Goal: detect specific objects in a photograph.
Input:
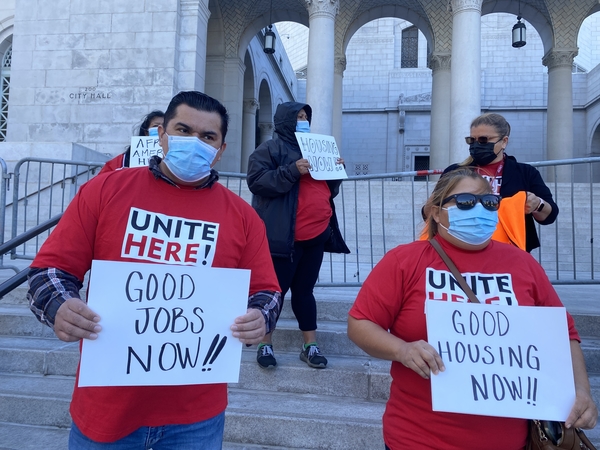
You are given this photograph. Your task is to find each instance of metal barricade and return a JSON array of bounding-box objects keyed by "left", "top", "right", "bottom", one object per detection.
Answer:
[
  {"left": 222, "top": 157, "right": 600, "bottom": 286},
  {"left": 0, "top": 157, "right": 20, "bottom": 274},
  {"left": 8, "top": 157, "right": 104, "bottom": 264},
  {"left": 4, "top": 156, "right": 600, "bottom": 285}
]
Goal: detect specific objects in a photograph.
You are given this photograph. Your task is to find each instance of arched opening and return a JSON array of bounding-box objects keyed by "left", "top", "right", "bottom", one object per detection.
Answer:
[
  {"left": 257, "top": 79, "right": 273, "bottom": 145},
  {"left": 0, "top": 39, "right": 11, "bottom": 142},
  {"left": 480, "top": 13, "right": 546, "bottom": 163},
  {"left": 343, "top": 18, "right": 431, "bottom": 175},
  {"left": 275, "top": 21, "right": 309, "bottom": 103}
]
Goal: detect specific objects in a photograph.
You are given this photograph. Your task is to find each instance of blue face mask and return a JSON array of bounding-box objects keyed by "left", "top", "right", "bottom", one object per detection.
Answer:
[
  {"left": 440, "top": 203, "right": 498, "bottom": 246},
  {"left": 148, "top": 127, "right": 159, "bottom": 137},
  {"left": 296, "top": 120, "right": 310, "bottom": 133},
  {"left": 163, "top": 133, "right": 219, "bottom": 183}
]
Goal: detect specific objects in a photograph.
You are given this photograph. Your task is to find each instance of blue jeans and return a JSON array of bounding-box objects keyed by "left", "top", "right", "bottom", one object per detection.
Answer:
[{"left": 69, "top": 412, "right": 225, "bottom": 449}]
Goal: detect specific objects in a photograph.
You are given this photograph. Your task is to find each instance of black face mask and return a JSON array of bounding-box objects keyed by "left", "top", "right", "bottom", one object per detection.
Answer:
[{"left": 469, "top": 142, "right": 498, "bottom": 166}]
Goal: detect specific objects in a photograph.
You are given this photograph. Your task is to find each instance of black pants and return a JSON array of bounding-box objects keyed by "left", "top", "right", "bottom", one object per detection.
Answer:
[{"left": 272, "top": 227, "right": 329, "bottom": 332}]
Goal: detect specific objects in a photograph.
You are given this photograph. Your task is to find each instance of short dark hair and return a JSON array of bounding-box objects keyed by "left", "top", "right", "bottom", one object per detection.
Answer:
[
  {"left": 163, "top": 91, "right": 229, "bottom": 141},
  {"left": 137, "top": 110, "right": 164, "bottom": 136}
]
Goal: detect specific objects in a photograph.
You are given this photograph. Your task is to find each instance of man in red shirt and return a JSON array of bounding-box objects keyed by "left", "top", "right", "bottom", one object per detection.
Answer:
[{"left": 28, "top": 91, "right": 281, "bottom": 449}]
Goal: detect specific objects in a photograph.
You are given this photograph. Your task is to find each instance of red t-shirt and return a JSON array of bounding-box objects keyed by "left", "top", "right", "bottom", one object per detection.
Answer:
[
  {"left": 476, "top": 160, "right": 503, "bottom": 195},
  {"left": 98, "top": 153, "right": 126, "bottom": 175},
  {"left": 32, "top": 167, "right": 280, "bottom": 443},
  {"left": 295, "top": 174, "right": 332, "bottom": 241},
  {"left": 349, "top": 237, "right": 579, "bottom": 450}
]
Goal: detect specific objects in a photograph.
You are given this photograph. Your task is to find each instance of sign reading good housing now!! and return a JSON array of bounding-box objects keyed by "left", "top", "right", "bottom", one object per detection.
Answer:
[
  {"left": 295, "top": 132, "right": 348, "bottom": 181},
  {"left": 426, "top": 300, "right": 575, "bottom": 421},
  {"left": 79, "top": 260, "right": 249, "bottom": 387}
]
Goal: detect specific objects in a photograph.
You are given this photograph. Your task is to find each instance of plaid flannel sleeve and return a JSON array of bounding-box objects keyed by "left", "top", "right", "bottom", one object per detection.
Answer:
[
  {"left": 247, "top": 290, "right": 282, "bottom": 334},
  {"left": 27, "top": 267, "right": 83, "bottom": 329}
]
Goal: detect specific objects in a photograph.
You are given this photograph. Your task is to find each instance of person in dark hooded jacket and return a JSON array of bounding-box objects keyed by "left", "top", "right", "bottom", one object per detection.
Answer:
[{"left": 247, "top": 102, "right": 349, "bottom": 369}]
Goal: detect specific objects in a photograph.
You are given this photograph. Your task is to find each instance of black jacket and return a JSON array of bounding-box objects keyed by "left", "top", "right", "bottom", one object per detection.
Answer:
[
  {"left": 247, "top": 102, "right": 349, "bottom": 258},
  {"left": 444, "top": 155, "right": 559, "bottom": 252}
]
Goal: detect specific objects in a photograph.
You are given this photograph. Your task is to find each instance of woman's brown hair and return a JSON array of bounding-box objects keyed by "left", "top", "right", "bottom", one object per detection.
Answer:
[
  {"left": 422, "top": 168, "right": 492, "bottom": 239},
  {"left": 459, "top": 113, "right": 511, "bottom": 166}
]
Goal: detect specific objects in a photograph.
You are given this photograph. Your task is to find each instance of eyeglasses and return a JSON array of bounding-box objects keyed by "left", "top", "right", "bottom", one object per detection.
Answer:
[
  {"left": 441, "top": 193, "right": 501, "bottom": 211},
  {"left": 464, "top": 136, "right": 503, "bottom": 145}
]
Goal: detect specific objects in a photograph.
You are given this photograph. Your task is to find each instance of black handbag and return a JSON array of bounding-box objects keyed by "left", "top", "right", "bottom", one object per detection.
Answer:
[{"left": 429, "top": 239, "right": 597, "bottom": 450}]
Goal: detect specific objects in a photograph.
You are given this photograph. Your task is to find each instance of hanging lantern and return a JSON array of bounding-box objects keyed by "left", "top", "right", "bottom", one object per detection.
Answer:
[
  {"left": 264, "top": 25, "right": 276, "bottom": 54},
  {"left": 263, "top": 0, "right": 275, "bottom": 55},
  {"left": 512, "top": 16, "right": 526, "bottom": 48}
]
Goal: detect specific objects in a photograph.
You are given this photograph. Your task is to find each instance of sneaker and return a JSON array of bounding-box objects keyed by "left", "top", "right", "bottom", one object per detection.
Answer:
[
  {"left": 300, "top": 343, "right": 327, "bottom": 368},
  {"left": 256, "top": 343, "right": 277, "bottom": 368}
]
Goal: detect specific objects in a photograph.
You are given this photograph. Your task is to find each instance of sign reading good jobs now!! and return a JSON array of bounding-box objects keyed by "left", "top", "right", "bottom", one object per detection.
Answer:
[
  {"left": 79, "top": 260, "right": 249, "bottom": 387},
  {"left": 295, "top": 132, "right": 348, "bottom": 181},
  {"left": 426, "top": 300, "right": 575, "bottom": 421}
]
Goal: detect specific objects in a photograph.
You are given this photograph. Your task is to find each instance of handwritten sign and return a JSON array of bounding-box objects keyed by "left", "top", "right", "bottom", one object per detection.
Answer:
[
  {"left": 79, "top": 260, "right": 250, "bottom": 387},
  {"left": 130, "top": 136, "right": 163, "bottom": 167},
  {"left": 295, "top": 132, "right": 348, "bottom": 180},
  {"left": 426, "top": 300, "right": 575, "bottom": 421}
]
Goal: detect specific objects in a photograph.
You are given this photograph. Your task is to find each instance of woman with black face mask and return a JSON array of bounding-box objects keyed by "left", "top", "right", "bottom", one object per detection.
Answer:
[{"left": 442, "top": 113, "right": 558, "bottom": 253}]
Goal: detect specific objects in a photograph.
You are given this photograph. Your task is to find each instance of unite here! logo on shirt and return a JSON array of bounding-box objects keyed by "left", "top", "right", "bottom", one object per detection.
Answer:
[
  {"left": 121, "top": 207, "right": 219, "bottom": 266},
  {"left": 426, "top": 268, "right": 518, "bottom": 305}
]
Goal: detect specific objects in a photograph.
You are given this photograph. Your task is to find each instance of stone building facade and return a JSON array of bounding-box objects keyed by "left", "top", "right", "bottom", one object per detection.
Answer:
[{"left": 1, "top": 0, "right": 600, "bottom": 178}]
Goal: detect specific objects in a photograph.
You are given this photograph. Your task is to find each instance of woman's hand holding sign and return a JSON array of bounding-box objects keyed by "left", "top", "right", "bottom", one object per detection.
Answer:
[
  {"left": 295, "top": 158, "right": 311, "bottom": 175},
  {"left": 397, "top": 340, "right": 446, "bottom": 380},
  {"left": 230, "top": 308, "right": 266, "bottom": 344},
  {"left": 55, "top": 298, "right": 102, "bottom": 342},
  {"left": 566, "top": 341, "right": 598, "bottom": 429}
]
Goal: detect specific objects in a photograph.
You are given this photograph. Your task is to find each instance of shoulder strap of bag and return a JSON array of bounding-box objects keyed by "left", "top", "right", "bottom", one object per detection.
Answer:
[{"left": 429, "top": 239, "right": 480, "bottom": 304}]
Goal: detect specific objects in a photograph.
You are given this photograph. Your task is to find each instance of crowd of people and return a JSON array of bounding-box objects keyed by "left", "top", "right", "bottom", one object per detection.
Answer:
[{"left": 26, "top": 91, "right": 597, "bottom": 449}]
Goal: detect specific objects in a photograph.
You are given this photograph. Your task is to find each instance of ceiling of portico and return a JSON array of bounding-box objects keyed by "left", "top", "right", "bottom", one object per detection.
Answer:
[{"left": 210, "top": 0, "right": 600, "bottom": 60}]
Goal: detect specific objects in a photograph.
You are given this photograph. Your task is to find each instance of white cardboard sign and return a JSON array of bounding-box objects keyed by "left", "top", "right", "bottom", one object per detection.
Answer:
[
  {"left": 79, "top": 260, "right": 249, "bottom": 387},
  {"left": 130, "top": 136, "right": 163, "bottom": 167},
  {"left": 426, "top": 300, "right": 575, "bottom": 421},
  {"left": 295, "top": 132, "right": 348, "bottom": 180}
]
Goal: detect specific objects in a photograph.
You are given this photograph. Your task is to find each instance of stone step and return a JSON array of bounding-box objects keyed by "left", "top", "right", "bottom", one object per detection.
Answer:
[
  {"left": 0, "top": 303, "right": 366, "bottom": 357},
  {"left": 0, "top": 335, "right": 391, "bottom": 402},
  {"left": 224, "top": 388, "right": 384, "bottom": 449},
  {"left": 5, "top": 285, "right": 600, "bottom": 336},
  {"left": 0, "top": 422, "right": 71, "bottom": 450},
  {"left": 0, "top": 372, "right": 385, "bottom": 449},
  {"left": 0, "top": 326, "right": 600, "bottom": 384},
  {"left": 0, "top": 421, "right": 310, "bottom": 450}
]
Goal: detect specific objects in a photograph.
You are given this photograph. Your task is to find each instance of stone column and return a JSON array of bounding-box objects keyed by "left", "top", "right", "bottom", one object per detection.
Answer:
[
  {"left": 178, "top": 0, "right": 211, "bottom": 91},
  {"left": 543, "top": 48, "right": 577, "bottom": 181},
  {"left": 218, "top": 57, "right": 246, "bottom": 172},
  {"left": 240, "top": 98, "right": 259, "bottom": 173},
  {"left": 450, "top": 0, "right": 482, "bottom": 165},
  {"left": 333, "top": 56, "right": 346, "bottom": 152},
  {"left": 304, "top": 0, "right": 339, "bottom": 135},
  {"left": 258, "top": 122, "right": 274, "bottom": 144},
  {"left": 429, "top": 53, "right": 452, "bottom": 172}
]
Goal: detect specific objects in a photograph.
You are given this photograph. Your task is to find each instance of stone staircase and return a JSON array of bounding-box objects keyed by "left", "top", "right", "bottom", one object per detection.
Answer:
[{"left": 1, "top": 285, "right": 600, "bottom": 449}]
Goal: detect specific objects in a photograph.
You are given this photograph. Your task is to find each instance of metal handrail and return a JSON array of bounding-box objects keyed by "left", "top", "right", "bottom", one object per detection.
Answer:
[{"left": 0, "top": 214, "right": 63, "bottom": 299}]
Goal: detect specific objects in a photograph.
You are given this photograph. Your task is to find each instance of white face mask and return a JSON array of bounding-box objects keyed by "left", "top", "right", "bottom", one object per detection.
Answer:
[{"left": 163, "top": 133, "right": 219, "bottom": 183}]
